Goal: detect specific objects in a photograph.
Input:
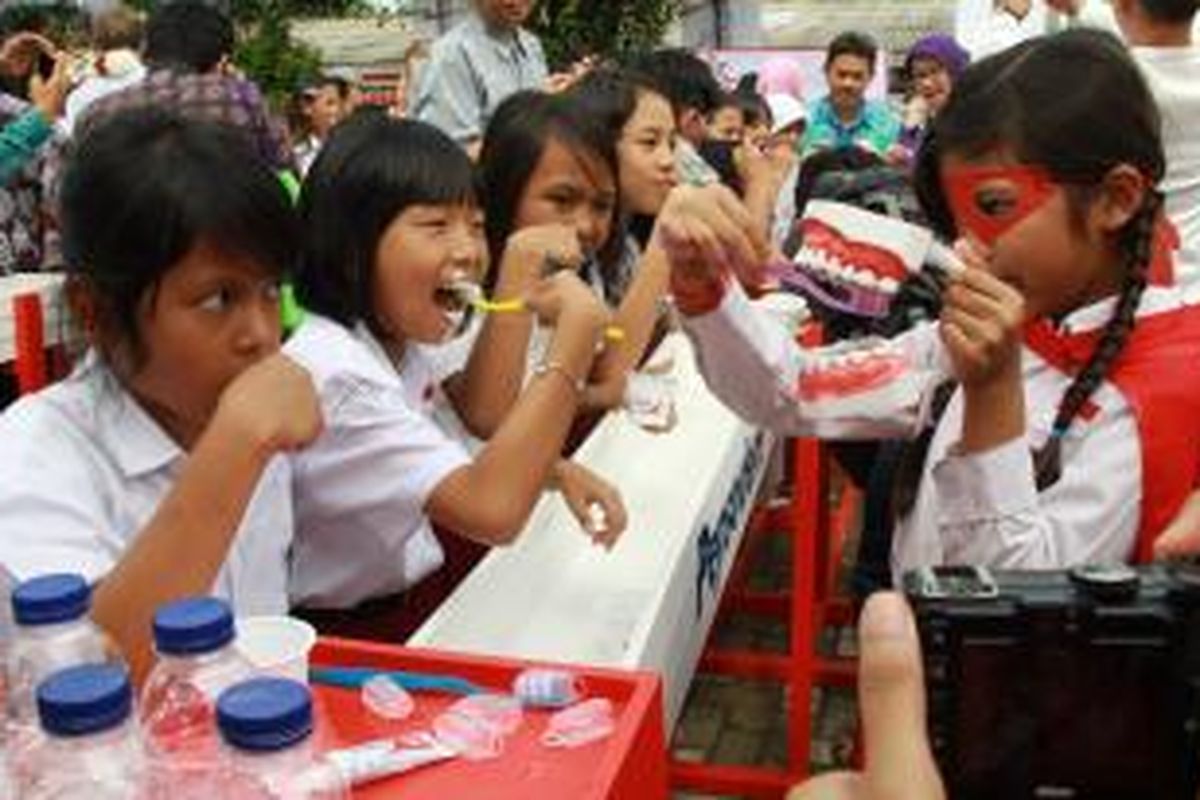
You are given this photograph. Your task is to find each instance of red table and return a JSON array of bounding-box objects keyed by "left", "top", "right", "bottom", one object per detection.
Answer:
[{"left": 311, "top": 638, "right": 668, "bottom": 799}]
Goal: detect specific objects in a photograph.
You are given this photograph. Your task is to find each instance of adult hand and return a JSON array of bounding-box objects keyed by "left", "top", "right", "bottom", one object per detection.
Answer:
[
  {"left": 29, "top": 51, "right": 73, "bottom": 122},
  {"left": 787, "top": 592, "right": 946, "bottom": 800},
  {"left": 0, "top": 32, "right": 56, "bottom": 77}
]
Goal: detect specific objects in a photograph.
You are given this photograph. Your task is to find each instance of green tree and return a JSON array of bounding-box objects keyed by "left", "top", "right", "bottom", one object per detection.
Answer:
[{"left": 530, "top": 0, "right": 683, "bottom": 70}]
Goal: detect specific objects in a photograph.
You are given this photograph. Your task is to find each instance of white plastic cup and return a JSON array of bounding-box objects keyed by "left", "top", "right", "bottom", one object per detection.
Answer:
[{"left": 233, "top": 616, "right": 317, "bottom": 683}]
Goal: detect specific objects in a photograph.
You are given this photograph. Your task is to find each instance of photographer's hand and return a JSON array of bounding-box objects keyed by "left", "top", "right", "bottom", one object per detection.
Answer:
[{"left": 787, "top": 592, "right": 946, "bottom": 800}]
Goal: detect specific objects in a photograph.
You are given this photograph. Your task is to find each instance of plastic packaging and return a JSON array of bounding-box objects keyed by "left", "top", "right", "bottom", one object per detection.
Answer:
[
  {"left": 26, "top": 664, "right": 144, "bottom": 799},
  {"left": 512, "top": 668, "right": 584, "bottom": 708},
  {"left": 432, "top": 694, "right": 523, "bottom": 760},
  {"left": 6, "top": 574, "right": 112, "bottom": 722},
  {"left": 141, "top": 597, "right": 252, "bottom": 761},
  {"left": 541, "top": 698, "right": 616, "bottom": 749},
  {"left": 217, "top": 677, "right": 348, "bottom": 799},
  {"left": 360, "top": 675, "right": 414, "bottom": 721}
]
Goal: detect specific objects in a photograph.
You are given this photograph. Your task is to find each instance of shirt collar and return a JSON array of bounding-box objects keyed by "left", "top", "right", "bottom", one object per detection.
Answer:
[{"left": 81, "top": 352, "right": 184, "bottom": 478}]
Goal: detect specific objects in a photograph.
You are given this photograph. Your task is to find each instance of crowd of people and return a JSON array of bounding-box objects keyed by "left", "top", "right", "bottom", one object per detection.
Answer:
[{"left": 2, "top": 0, "right": 1200, "bottom": 795}]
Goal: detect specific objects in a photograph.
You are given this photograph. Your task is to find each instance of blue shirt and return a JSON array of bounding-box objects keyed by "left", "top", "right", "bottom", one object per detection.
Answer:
[
  {"left": 802, "top": 96, "right": 901, "bottom": 158},
  {"left": 412, "top": 12, "right": 548, "bottom": 145}
]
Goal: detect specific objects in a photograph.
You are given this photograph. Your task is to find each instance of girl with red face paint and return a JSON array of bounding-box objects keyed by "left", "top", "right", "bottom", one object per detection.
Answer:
[{"left": 664, "top": 29, "right": 1200, "bottom": 582}]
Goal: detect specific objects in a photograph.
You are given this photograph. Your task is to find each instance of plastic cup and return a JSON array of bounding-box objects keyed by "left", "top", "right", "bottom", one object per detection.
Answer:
[{"left": 233, "top": 616, "right": 317, "bottom": 683}]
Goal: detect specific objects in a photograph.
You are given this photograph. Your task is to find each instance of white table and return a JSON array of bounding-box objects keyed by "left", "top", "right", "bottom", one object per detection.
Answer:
[
  {"left": 411, "top": 334, "right": 773, "bottom": 729},
  {"left": 0, "top": 273, "right": 65, "bottom": 364}
]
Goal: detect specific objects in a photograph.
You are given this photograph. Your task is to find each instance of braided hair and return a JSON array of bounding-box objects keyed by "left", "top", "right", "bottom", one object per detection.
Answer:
[
  {"left": 1032, "top": 189, "right": 1163, "bottom": 489},
  {"left": 898, "top": 29, "right": 1168, "bottom": 512}
]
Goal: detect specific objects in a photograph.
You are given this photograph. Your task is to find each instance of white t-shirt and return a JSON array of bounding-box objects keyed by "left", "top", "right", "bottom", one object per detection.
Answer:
[
  {"left": 955, "top": 0, "right": 1051, "bottom": 59},
  {"left": 0, "top": 355, "right": 292, "bottom": 615},
  {"left": 283, "top": 315, "right": 471, "bottom": 609},
  {"left": 1132, "top": 46, "right": 1200, "bottom": 289}
]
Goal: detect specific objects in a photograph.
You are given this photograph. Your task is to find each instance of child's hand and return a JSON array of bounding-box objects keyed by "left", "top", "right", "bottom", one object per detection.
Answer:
[
  {"left": 552, "top": 461, "right": 628, "bottom": 550},
  {"left": 215, "top": 354, "right": 323, "bottom": 455},
  {"left": 1154, "top": 490, "right": 1200, "bottom": 560},
  {"left": 654, "top": 184, "right": 768, "bottom": 290},
  {"left": 523, "top": 270, "right": 609, "bottom": 333},
  {"left": 939, "top": 241, "right": 1026, "bottom": 388},
  {"left": 500, "top": 223, "right": 585, "bottom": 285}
]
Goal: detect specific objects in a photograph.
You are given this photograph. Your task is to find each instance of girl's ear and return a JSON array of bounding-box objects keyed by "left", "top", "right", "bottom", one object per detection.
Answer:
[{"left": 1092, "top": 164, "right": 1148, "bottom": 236}]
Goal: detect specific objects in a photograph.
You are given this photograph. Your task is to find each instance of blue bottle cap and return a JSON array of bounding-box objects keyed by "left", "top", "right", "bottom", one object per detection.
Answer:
[
  {"left": 153, "top": 597, "right": 234, "bottom": 656},
  {"left": 36, "top": 664, "right": 132, "bottom": 737},
  {"left": 217, "top": 677, "right": 313, "bottom": 752},
  {"left": 12, "top": 574, "right": 91, "bottom": 626}
]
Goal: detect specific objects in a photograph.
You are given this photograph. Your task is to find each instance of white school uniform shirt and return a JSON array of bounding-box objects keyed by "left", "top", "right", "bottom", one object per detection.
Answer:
[
  {"left": 682, "top": 281, "right": 1193, "bottom": 582},
  {"left": 283, "top": 315, "right": 472, "bottom": 609},
  {"left": 1132, "top": 46, "right": 1200, "bottom": 290},
  {"left": 0, "top": 354, "right": 292, "bottom": 614}
]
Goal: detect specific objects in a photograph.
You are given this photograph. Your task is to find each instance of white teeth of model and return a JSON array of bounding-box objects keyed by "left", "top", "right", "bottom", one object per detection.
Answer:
[
  {"left": 797, "top": 246, "right": 813, "bottom": 267},
  {"left": 859, "top": 272, "right": 881, "bottom": 290},
  {"left": 817, "top": 251, "right": 832, "bottom": 273},
  {"left": 849, "top": 268, "right": 872, "bottom": 288},
  {"left": 879, "top": 277, "right": 899, "bottom": 294},
  {"left": 845, "top": 351, "right": 869, "bottom": 366}
]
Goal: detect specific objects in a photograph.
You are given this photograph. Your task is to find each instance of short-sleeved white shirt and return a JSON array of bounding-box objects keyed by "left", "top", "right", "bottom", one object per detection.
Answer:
[
  {"left": 0, "top": 355, "right": 292, "bottom": 615},
  {"left": 283, "top": 315, "right": 472, "bottom": 609}
]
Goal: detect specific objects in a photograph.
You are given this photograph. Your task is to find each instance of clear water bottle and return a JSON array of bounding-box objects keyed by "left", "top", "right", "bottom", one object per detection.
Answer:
[
  {"left": 216, "top": 677, "right": 348, "bottom": 799},
  {"left": 6, "top": 574, "right": 111, "bottom": 722},
  {"left": 141, "top": 597, "right": 251, "bottom": 761},
  {"left": 26, "top": 664, "right": 144, "bottom": 799}
]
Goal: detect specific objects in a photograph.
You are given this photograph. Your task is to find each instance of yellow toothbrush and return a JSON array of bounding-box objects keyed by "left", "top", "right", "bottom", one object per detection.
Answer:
[{"left": 452, "top": 282, "right": 626, "bottom": 342}]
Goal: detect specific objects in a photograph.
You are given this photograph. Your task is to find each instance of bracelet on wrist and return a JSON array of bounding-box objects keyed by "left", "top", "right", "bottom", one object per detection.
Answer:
[{"left": 532, "top": 359, "right": 586, "bottom": 397}]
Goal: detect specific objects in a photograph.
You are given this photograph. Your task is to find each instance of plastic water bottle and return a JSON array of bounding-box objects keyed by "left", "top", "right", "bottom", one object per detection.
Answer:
[
  {"left": 4, "top": 574, "right": 112, "bottom": 791},
  {"left": 26, "top": 664, "right": 144, "bottom": 799},
  {"left": 141, "top": 597, "right": 252, "bottom": 761},
  {"left": 5, "top": 574, "right": 111, "bottom": 722},
  {"left": 216, "top": 677, "right": 348, "bottom": 799}
]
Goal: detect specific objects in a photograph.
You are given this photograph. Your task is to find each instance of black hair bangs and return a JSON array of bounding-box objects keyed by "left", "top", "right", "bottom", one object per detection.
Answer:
[
  {"left": 61, "top": 108, "right": 297, "bottom": 352},
  {"left": 295, "top": 114, "right": 476, "bottom": 327}
]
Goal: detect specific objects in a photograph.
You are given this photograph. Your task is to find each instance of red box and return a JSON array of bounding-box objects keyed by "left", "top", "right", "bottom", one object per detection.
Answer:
[{"left": 311, "top": 638, "right": 669, "bottom": 799}]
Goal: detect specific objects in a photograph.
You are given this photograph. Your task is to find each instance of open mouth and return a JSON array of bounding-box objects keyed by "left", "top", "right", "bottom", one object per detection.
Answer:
[
  {"left": 782, "top": 200, "right": 937, "bottom": 317},
  {"left": 433, "top": 280, "right": 479, "bottom": 339}
]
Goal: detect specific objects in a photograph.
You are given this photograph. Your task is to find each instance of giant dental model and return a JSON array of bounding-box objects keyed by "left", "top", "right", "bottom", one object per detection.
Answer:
[
  {"left": 771, "top": 200, "right": 966, "bottom": 318},
  {"left": 768, "top": 201, "right": 963, "bottom": 414}
]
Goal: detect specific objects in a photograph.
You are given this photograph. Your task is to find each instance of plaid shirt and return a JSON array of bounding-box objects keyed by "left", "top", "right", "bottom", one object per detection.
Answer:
[{"left": 78, "top": 70, "right": 294, "bottom": 173}]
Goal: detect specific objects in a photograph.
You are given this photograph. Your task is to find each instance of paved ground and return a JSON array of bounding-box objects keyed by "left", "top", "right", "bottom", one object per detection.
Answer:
[{"left": 669, "top": 506, "right": 863, "bottom": 800}]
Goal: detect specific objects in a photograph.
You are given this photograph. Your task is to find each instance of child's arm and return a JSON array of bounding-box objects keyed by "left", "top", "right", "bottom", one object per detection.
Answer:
[
  {"left": 926, "top": 244, "right": 1138, "bottom": 570},
  {"left": 427, "top": 272, "right": 611, "bottom": 543},
  {"left": 444, "top": 224, "right": 583, "bottom": 437},
  {"left": 659, "top": 186, "right": 945, "bottom": 440},
  {"left": 92, "top": 355, "right": 321, "bottom": 681},
  {"left": 586, "top": 184, "right": 777, "bottom": 411},
  {"left": 1154, "top": 490, "right": 1200, "bottom": 559}
]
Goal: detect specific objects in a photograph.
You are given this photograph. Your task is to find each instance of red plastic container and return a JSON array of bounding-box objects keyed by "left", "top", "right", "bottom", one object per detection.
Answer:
[{"left": 311, "top": 638, "right": 668, "bottom": 799}]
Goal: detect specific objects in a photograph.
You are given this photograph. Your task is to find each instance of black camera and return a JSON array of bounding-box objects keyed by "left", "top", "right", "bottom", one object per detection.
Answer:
[{"left": 904, "top": 564, "right": 1200, "bottom": 800}]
